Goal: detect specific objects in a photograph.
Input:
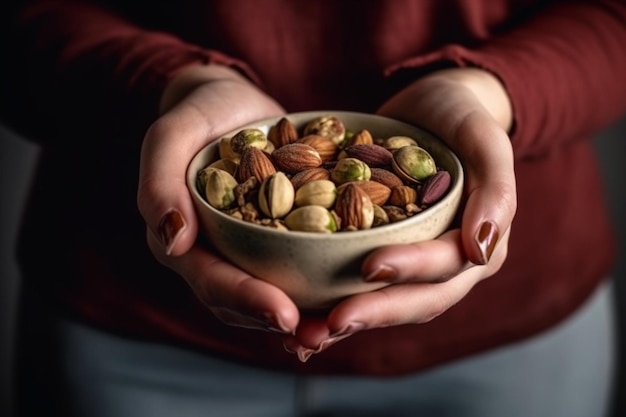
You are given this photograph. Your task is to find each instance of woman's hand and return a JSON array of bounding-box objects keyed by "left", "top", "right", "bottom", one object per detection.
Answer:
[
  {"left": 137, "top": 64, "right": 300, "bottom": 334},
  {"left": 282, "top": 68, "right": 517, "bottom": 361}
]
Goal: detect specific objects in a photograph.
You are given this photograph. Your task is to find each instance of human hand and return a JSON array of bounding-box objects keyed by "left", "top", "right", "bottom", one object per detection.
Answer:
[
  {"left": 282, "top": 68, "right": 517, "bottom": 361},
  {"left": 137, "top": 64, "right": 300, "bottom": 334}
]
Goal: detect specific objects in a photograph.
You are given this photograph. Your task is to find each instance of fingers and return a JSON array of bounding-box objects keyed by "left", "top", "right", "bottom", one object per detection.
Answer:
[
  {"left": 146, "top": 231, "right": 300, "bottom": 334},
  {"left": 283, "top": 227, "right": 510, "bottom": 360},
  {"left": 361, "top": 229, "right": 469, "bottom": 283},
  {"left": 137, "top": 78, "right": 285, "bottom": 257}
]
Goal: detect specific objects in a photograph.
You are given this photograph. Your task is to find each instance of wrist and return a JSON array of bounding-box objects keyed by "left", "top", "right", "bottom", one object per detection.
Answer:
[
  {"left": 159, "top": 64, "right": 249, "bottom": 114},
  {"left": 420, "top": 67, "right": 513, "bottom": 133}
]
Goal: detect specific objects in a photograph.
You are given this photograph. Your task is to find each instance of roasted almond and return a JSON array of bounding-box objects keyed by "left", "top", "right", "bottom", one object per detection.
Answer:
[
  {"left": 268, "top": 117, "right": 298, "bottom": 148},
  {"left": 334, "top": 183, "right": 374, "bottom": 230},
  {"left": 370, "top": 167, "right": 404, "bottom": 189},
  {"left": 236, "top": 147, "right": 276, "bottom": 183},
  {"left": 297, "top": 134, "right": 339, "bottom": 162},
  {"left": 343, "top": 144, "right": 392, "bottom": 168},
  {"left": 388, "top": 185, "right": 418, "bottom": 207},
  {"left": 340, "top": 180, "right": 391, "bottom": 206},
  {"left": 420, "top": 170, "right": 451, "bottom": 205},
  {"left": 343, "top": 129, "right": 374, "bottom": 147},
  {"left": 290, "top": 167, "right": 330, "bottom": 190},
  {"left": 271, "top": 143, "right": 323, "bottom": 173}
]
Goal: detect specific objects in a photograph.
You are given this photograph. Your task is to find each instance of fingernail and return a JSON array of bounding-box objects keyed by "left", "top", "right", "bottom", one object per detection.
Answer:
[
  {"left": 329, "top": 321, "right": 366, "bottom": 339},
  {"left": 158, "top": 209, "right": 186, "bottom": 255},
  {"left": 296, "top": 347, "right": 315, "bottom": 363},
  {"left": 475, "top": 220, "right": 498, "bottom": 265},
  {"left": 364, "top": 265, "right": 397, "bottom": 282},
  {"left": 262, "top": 312, "right": 294, "bottom": 335},
  {"left": 281, "top": 341, "right": 314, "bottom": 362}
]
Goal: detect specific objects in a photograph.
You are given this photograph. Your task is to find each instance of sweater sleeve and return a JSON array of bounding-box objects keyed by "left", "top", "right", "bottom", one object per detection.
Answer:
[
  {"left": 4, "top": 0, "right": 261, "bottom": 143},
  {"left": 384, "top": 0, "right": 626, "bottom": 159}
]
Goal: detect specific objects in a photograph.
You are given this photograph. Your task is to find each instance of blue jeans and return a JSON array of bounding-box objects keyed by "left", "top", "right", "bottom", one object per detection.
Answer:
[{"left": 16, "top": 280, "right": 617, "bottom": 417}]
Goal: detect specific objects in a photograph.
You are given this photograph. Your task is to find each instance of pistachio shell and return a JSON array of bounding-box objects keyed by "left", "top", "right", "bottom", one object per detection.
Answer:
[
  {"left": 303, "top": 115, "right": 346, "bottom": 145},
  {"left": 230, "top": 128, "right": 268, "bottom": 154},
  {"left": 383, "top": 136, "right": 418, "bottom": 151},
  {"left": 200, "top": 167, "right": 238, "bottom": 209},
  {"left": 392, "top": 145, "right": 437, "bottom": 183},
  {"left": 284, "top": 205, "right": 338, "bottom": 233},
  {"left": 330, "top": 157, "right": 372, "bottom": 184},
  {"left": 294, "top": 179, "right": 337, "bottom": 208},
  {"left": 258, "top": 171, "right": 295, "bottom": 219}
]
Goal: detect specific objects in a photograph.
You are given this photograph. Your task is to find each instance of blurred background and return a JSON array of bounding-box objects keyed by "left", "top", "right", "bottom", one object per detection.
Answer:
[{"left": 1, "top": 116, "right": 625, "bottom": 416}]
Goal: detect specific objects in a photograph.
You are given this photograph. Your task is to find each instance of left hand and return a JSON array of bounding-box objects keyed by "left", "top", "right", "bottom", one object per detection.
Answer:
[{"left": 282, "top": 68, "right": 518, "bottom": 361}]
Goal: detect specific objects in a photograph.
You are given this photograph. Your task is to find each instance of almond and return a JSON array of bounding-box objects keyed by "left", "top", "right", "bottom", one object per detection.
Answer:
[
  {"left": 370, "top": 167, "right": 404, "bottom": 189},
  {"left": 343, "top": 144, "right": 392, "bottom": 168},
  {"left": 389, "top": 185, "right": 418, "bottom": 207},
  {"left": 344, "top": 129, "right": 374, "bottom": 147},
  {"left": 339, "top": 180, "right": 391, "bottom": 206},
  {"left": 267, "top": 117, "right": 298, "bottom": 148},
  {"left": 420, "top": 170, "right": 451, "bottom": 205},
  {"left": 297, "top": 134, "right": 339, "bottom": 162},
  {"left": 271, "top": 143, "right": 323, "bottom": 173},
  {"left": 334, "top": 183, "right": 374, "bottom": 230},
  {"left": 290, "top": 167, "right": 330, "bottom": 190},
  {"left": 236, "top": 147, "right": 276, "bottom": 183}
]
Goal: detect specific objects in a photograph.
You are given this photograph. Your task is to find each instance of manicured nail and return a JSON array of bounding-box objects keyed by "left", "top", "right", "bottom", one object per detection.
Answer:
[
  {"left": 158, "top": 209, "right": 186, "bottom": 255},
  {"left": 475, "top": 220, "right": 498, "bottom": 265},
  {"left": 296, "top": 347, "right": 315, "bottom": 363},
  {"left": 329, "top": 321, "right": 366, "bottom": 339},
  {"left": 262, "top": 312, "right": 294, "bottom": 335},
  {"left": 364, "top": 265, "right": 397, "bottom": 282}
]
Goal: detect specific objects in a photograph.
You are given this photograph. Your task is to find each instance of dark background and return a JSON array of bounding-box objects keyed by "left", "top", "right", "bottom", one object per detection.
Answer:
[{"left": 1, "top": 117, "right": 625, "bottom": 415}]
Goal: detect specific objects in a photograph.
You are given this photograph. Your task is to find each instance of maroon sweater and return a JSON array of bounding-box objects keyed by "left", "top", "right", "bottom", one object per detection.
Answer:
[{"left": 4, "top": 0, "right": 626, "bottom": 375}]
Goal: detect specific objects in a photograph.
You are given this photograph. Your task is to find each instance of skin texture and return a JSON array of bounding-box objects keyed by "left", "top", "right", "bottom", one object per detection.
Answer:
[{"left": 137, "top": 64, "right": 517, "bottom": 361}]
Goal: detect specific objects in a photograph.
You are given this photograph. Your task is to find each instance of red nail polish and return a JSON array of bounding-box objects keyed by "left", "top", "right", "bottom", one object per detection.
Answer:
[
  {"left": 475, "top": 220, "right": 499, "bottom": 265},
  {"left": 158, "top": 209, "right": 186, "bottom": 255},
  {"left": 364, "top": 265, "right": 397, "bottom": 282}
]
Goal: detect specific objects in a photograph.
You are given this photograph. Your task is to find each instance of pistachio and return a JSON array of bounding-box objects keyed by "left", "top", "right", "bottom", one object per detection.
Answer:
[
  {"left": 230, "top": 128, "right": 268, "bottom": 154},
  {"left": 392, "top": 145, "right": 437, "bottom": 183},
  {"left": 372, "top": 204, "right": 390, "bottom": 227},
  {"left": 295, "top": 179, "right": 337, "bottom": 208},
  {"left": 198, "top": 167, "right": 238, "bottom": 210},
  {"left": 334, "top": 183, "right": 374, "bottom": 230},
  {"left": 285, "top": 205, "right": 338, "bottom": 233},
  {"left": 383, "top": 135, "right": 418, "bottom": 151},
  {"left": 330, "top": 157, "right": 371, "bottom": 184},
  {"left": 303, "top": 115, "right": 346, "bottom": 145},
  {"left": 218, "top": 136, "right": 239, "bottom": 161},
  {"left": 208, "top": 158, "right": 239, "bottom": 177},
  {"left": 258, "top": 172, "right": 295, "bottom": 219}
]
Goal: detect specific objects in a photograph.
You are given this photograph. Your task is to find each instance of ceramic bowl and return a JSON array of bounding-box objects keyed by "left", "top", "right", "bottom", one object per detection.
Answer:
[{"left": 186, "top": 111, "right": 464, "bottom": 310}]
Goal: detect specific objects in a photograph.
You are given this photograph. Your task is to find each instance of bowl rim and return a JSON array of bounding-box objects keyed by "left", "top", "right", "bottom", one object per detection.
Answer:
[{"left": 186, "top": 110, "right": 464, "bottom": 241}]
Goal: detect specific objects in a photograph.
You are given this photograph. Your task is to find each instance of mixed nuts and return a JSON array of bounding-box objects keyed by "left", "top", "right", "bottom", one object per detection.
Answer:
[{"left": 196, "top": 115, "right": 452, "bottom": 233}]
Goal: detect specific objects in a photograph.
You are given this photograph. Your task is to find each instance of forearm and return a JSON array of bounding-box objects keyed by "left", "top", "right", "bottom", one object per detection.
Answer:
[{"left": 386, "top": 0, "right": 626, "bottom": 159}]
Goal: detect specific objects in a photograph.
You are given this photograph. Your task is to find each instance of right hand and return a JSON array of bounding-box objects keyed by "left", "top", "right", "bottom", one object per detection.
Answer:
[{"left": 137, "top": 64, "right": 301, "bottom": 335}]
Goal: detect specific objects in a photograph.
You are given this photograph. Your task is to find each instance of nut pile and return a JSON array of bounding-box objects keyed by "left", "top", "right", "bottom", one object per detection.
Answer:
[{"left": 196, "top": 115, "right": 452, "bottom": 233}]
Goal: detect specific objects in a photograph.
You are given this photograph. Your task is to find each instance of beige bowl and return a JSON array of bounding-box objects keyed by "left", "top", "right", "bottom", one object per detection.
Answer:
[{"left": 186, "top": 111, "right": 464, "bottom": 311}]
